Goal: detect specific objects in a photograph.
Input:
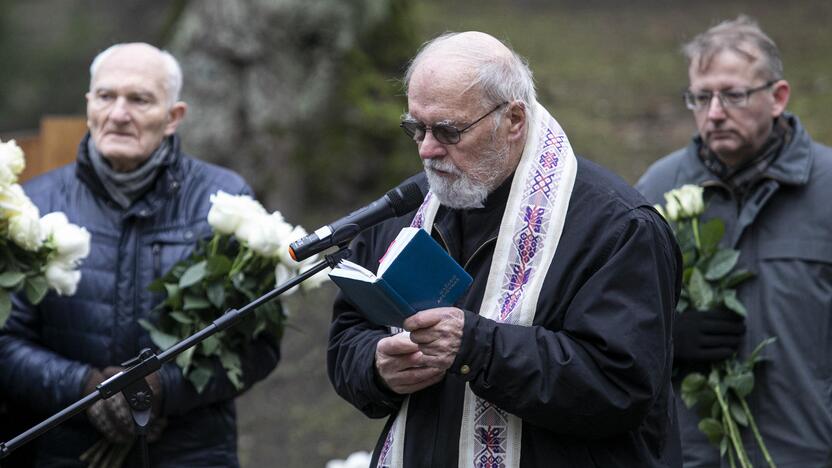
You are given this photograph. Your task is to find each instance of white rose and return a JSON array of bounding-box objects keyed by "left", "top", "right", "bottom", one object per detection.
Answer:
[
  {"left": 662, "top": 191, "right": 681, "bottom": 221},
  {"left": 0, "top": 184, "right": 36, "bottom": 219},
  {"left": 0, "top": 165, "right": 14, "bottom": 188},
  {"left": 2, "top": 185, "right": 42, "bottom": 251},
  {"left": 40, "top": 212, "right": 91, "bottom": 264},
  {"left": 45, "top": 260, "right": 81, "bottom": 296},
  {"left": 274, "top": 262, "right": 299, "bottom": 296},
  {"left": 664, "top": 185, "right": 704, "bottom": 221},
  {"left": 207, "top": 191, "right": 266, "bottom": 235},
  {"left": 242, "top": 212, "right": 294, "bottom": 258},
  {"left": 677, "top": 184, "right": 704, "bottom": 217},
  {"left": 0, "top": 139, "right": 25, "bottom": 181},
  {"left": 9, "top": 211, "right": 43, "bottom": 251}
]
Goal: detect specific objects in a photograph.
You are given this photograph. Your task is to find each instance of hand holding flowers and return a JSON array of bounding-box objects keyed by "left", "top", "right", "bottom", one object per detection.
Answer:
[{"left": 656, "top": 184, "right": 776, "bottom": 468}]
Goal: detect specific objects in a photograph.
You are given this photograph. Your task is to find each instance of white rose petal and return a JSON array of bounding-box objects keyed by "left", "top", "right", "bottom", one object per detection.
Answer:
[
  {"left": 207, "top": 191, "right": 266, "bottom": 236},
  {"left": 9, "top": 211, "right": 43, "bottom": 251},
  {"left": 274, "top": 262, "right": 299, "bottom": 296},
  {"left": 0, "top": 139, "right": 25, "bottom": 181},
  {"left": 0, "top": 165, "right": 14, "bottom": 188},
  {"left": 244, "top": 212, "right": 296, "bottom": 258},
  {"left": 0, "top": 184, "right": 37, "bottom": 219},
  {"left": 681, "top": 184, "right": 704, "bottom": 217},
  {"left": 45, "top": 260, "right": 81, "bottom": 296},
  {"left": 663, "top": 191, "right": 680, "bottom": 222},
  {"left": 39, "top": 212, "right": 91, "bottom": 264}
]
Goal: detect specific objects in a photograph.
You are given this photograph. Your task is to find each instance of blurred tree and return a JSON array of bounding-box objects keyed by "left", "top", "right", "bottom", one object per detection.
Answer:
[
  {"left": 0, "top": 0, "right": 180, "bottom": 131},
  {"left": 170, "top": 0, "right": 421, "bottom": 225}
]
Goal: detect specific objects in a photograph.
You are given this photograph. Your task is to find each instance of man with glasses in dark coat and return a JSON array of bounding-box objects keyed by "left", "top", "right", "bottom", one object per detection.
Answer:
[
  {"left": 637, "top": 16, "right": 832, "bottom": 467},
  {"left": 328, "top": 31, "right": 683, "bottom": 467}
]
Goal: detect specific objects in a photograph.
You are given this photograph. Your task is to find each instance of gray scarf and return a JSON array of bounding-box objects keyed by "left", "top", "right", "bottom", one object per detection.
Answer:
[{"left": 87, "top": 137, "right": 173, "bottom": 209}]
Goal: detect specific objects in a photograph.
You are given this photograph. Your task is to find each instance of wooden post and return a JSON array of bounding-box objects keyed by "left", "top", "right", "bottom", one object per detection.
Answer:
[{"left": 12, "top": 116, "right": 87, "bottom": 183}]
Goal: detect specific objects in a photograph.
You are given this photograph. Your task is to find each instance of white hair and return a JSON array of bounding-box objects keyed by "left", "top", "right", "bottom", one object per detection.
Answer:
[
  {"left": 89, "top": 43, "right": 183, "bottom": 107},
  {"left": 404, "top": 32, "right": 537, "bottom": 112}
]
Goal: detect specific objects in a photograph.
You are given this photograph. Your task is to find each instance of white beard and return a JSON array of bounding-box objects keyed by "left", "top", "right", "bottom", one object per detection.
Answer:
[{"left": 423, "top": 143, "right": 509, "bottom": 210}]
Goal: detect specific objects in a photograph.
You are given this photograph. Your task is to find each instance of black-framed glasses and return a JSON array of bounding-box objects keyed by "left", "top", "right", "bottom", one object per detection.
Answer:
[
  {"left": 683, "top": 80, "right": 778, "bottom": 111},
  {"left": 400, "top": 102, "right": 508, "bottom": 145}
]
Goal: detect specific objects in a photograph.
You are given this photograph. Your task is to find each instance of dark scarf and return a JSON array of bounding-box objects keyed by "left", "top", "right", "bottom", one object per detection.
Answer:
[
  {"left": 87, "top": 137, "right": 174, "bottom": 209},
  {"left": 698, "top": 117, "right": 793, "bottom": 198}
]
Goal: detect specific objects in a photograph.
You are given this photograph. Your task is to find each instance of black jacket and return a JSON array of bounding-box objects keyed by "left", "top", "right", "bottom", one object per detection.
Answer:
[
  {"left": 0, "top": 134, "right": 280, "bottom": 467},
  {"left": 328, "top": 157, "right": 683, "bottom": 467}
]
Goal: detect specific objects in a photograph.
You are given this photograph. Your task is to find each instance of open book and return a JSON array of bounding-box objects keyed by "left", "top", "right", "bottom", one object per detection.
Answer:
[{"left": 329, "top": 227, "right": 473, "bottom": 327}]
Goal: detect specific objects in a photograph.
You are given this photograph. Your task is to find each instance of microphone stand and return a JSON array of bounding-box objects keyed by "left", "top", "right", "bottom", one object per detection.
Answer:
[{"left": 0, "top": 246, "right": 351, "bottom": 467}]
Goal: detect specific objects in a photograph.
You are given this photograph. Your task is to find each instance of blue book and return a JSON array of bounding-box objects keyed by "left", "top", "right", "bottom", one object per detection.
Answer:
[{"left": 329, "top": 227, "right": 473, "bottom": 327}]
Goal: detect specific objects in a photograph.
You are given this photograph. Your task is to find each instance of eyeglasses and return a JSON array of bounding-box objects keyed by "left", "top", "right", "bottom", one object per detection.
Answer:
[
  {"left": 683, "top": 80, "right": 778, "bottom": 111},
  {"left": 400, "top": 102, "right": 508, "bottom": 145}
]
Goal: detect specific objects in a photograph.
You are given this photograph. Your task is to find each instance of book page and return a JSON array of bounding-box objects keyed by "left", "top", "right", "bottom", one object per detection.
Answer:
[
  {"left": 378, "top": 227, "right": 419, "bottom": 277},
  {"left": 329, "top": 259, "right": 377, "bottom": 282}
]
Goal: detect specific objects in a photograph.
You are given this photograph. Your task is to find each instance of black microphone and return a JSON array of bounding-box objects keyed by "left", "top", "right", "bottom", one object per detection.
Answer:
[{"left": 288, "top": 183, "right": 423, "bottom": 262}]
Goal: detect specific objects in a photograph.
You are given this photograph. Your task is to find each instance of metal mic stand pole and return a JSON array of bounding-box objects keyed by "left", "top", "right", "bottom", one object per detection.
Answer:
[{"left": 0, "top": 246, "right": 351, "bottom": 466}]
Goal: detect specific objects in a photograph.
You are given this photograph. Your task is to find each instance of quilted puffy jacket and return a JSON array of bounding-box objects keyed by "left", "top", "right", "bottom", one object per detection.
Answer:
[{"left": 0, "top": 134, "right": 280, "bottom": 467}]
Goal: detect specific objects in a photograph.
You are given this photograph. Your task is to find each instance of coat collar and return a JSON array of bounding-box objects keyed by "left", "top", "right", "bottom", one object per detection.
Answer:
[
  {"left": 682, "top": 113, "right": 812, "bottom": 188},
  {"left": 76, "top": 133, "right": 185, "bottom": 218}
]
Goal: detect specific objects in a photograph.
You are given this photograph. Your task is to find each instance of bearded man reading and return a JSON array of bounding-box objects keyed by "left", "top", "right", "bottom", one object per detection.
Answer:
[{"left": 327, "top": 31, "right": 683, "bottom": 467}]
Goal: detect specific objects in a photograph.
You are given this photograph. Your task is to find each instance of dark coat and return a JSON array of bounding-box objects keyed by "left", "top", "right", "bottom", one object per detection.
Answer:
[
  {"left": 328, "top": 157, "right": 683, "bottom": 467},
  {"left": 0, "top": 134, "right": 280, "bottom": 467},
  {"left": 637, "top": 114, "right": 832, "bottom": 468}
]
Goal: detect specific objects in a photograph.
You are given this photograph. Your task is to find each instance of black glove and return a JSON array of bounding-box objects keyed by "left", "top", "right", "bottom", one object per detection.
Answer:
[{"left": 673, "top": 308, "right": 745, "bottom": 365}]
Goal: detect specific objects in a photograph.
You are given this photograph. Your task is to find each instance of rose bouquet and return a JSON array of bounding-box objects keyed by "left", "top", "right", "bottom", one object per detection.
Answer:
[
  {"left": 0, "top": 139, "right": 90, "bottom": 327},
  {"left": 656, "top": 184, "right": 775, "bottom": 468},
  {"left": 140, "top": 191, "right": 326, "bottom": 393}
]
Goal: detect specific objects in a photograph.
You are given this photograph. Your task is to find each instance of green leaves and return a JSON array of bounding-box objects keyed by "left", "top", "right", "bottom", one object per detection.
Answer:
[
  {"left": 657, "top": 186, "right": 777, "bottom": 467},
  {"left": 698, "top": 218, "right": 725, "bottom": 257},
  {"left": 24, "top": 275, "right": 48, "bottom": 304},
  {"left": 179, "top": 260, "right": 207, "bottom": 288},
  {"left": 142, "top": 233, "right": 288, "bottom": 394},
  {"left": 0, "top": 271, "right": 26, "bottom": 288},
  {"left": 688, "top": 268, "right": 715, "bottom": 311},
  {"left": 705, "top": 249, "right": 739, "bottom": 281},
  {"left": 699, "top": 417, "right": 724, "bottom": 445},
  {"left": 678, "top": 340, "right": 777, "bottom": 467}
]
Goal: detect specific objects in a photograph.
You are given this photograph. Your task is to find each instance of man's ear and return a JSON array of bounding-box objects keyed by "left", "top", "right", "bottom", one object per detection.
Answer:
[
  {"left": 771, "top": 80, "right": 790, "bottom": 117},
  {"left": 164, "top": 102, "right": 188, "bottom": 135},
  {"left": 506, "top": 101, "right": 526, "bottom": 143}
]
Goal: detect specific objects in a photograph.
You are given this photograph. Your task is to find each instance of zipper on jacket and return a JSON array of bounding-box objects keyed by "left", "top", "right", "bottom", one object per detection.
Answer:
[
  {"left": 463, "top": 236, "right": 498, "bottom": 271},
  {"left": 152, "top": 243, "right": 162, "bottom": 279},
  {"left": 433, "top": 223, "right": 498, "bottom": 272}
]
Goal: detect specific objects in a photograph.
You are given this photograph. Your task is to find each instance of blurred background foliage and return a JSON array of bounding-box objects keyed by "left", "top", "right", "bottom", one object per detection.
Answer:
[{"left": 0, "top": 0, "right": 829, "bottom": 466}]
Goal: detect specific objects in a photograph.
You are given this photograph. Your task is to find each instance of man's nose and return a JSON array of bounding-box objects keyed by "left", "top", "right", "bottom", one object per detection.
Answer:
[
  {"left": 418, "top": 131, "right": 447, "bottom": 160},
  {"left": 706, "top": 94, "right": 727, "bottom": 120},
  {"left": 109, "top": 97, "right": 132, "bottom": 122}
]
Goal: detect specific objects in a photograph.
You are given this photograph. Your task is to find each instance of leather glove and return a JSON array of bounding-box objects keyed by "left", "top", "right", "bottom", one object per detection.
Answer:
[
  {"left": 84, "top": 367, "right": 166, "bottom": 444},
  {"left": 673, "top": 307, "right": 745, "bottom": 365}
]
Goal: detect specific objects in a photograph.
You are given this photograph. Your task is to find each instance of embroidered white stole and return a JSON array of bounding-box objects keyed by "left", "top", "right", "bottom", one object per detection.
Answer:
[{"left": 377, "top": 101, "right": 577, "bottom": 468}]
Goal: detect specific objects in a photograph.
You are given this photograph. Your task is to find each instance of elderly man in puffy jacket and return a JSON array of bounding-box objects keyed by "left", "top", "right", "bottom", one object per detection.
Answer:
[{"left": 0, "top": 43, "right": 279, "bottom": 467}]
